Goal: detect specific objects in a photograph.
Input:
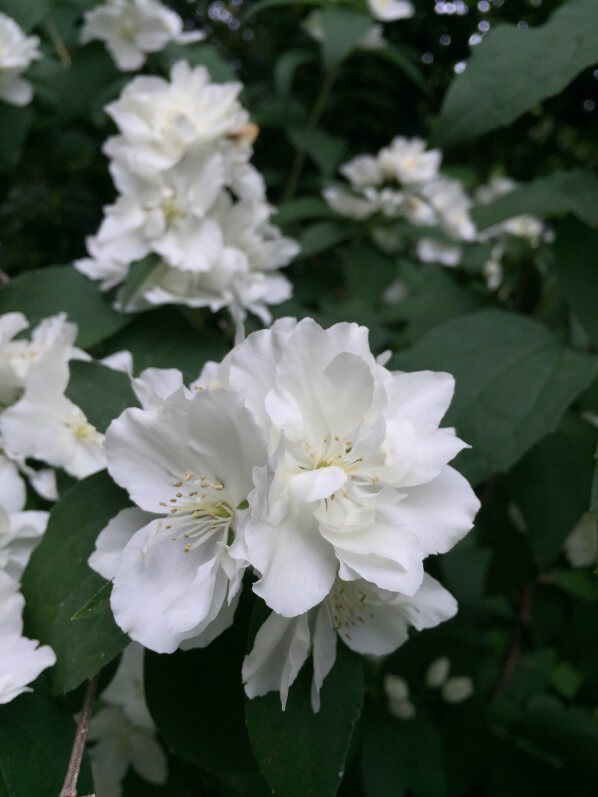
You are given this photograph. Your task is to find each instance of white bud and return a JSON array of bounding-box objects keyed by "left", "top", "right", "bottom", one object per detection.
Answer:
[
  {"left": 383, "top": 673, "right": 409, "bottom": 702},
  {"left": 425, "top": 657, "right": 450, "bottom": 689},
  {"left": 388, "top": 698, "right": 416, "bottom": 720},
  {"left": 441, "top": 676, "right": 474, "bottom": 704}
]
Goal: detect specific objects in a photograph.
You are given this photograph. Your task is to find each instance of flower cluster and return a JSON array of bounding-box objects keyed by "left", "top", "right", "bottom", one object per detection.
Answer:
[
  {"left": 90, "top": 317, "right": 480, "bottom": 710},
  {"left": 324, "top": 138, "right": 550, "bottom": 288},
  {"left": 76, "top": 61, "right": 299, "bottom": 330},
  {"left": 0, "top": 11, "right": 40, "bottom": 107},
  {"left": 81, "top": 0, "right": 204, "bottom": 71}
]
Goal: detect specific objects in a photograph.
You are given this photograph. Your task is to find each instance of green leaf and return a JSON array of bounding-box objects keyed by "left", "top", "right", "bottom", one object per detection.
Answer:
[
  {"left": 549, "top": 570, "right": 598, "bottom": 601},
  {"left": 433, "top": 0, "right": 598, "bottom": 145},
  {"left": 372, "top": 44, "right": 429, "bottom": 93},
  {"left": 275, "top": 48, "right": 315, "bottom": 98},
  {"left": 0, "top": 266, "right": 130, "bottom": 348},
  {"left": 0, "top": 105, "right": 33, "bottom": 171},
  {"left": 1, "top": 0, "right": 53, "bottom": 30},
  {"left": 288, "top": 127, "right": 347, "bottom": 176},
  {"left": 145, "top": 609, "right": 265, "bottom": 792},
  {"left": 319, "top": 8, "right": 372, "bottom": 71},
  {"left": 551, "top": 661, "right": 584, "bottom": 699},
  {"left": 71, "top": 581, "right": 112, "bottom": 621},
  {"left": 550, "top": 218, "right": 598, "bottom": 344},
  {"left": 51, "top": 44, "right": 121, "bottom": 119},
  {"left": 274, "top": 197, "right": 335, "bottom": 227},
  {"left": 66, "top": 360, "right": 138, "bottom": 433},
  {"left": 472, "top": 171, "right": 598, "bottom": 231},
  {"left": 297, "top": 221, "right": 351, "bottom": 258},
  {"left": 508, "top": 414, "right": 597, "bottom": 569},
  {"left": 392, "top": 310, "right": 597, "bottom": 484},
  {"left": 0, "top": 693, "right": 93, "bottom": 796},
  {"left": 246, "top": 640, "right": 364, "bottom": 797},
  {"left": 119, "top": 255, "right": 160, "bottom": 311},
  {"left": 243, "top": 0, "right": 322, "bottom": 20},
  {"left": 96, "top": 307, "right": 229, "bottom": 382},
  {"left": 22, "top": 472, "right": 129, "bottom": 694}
]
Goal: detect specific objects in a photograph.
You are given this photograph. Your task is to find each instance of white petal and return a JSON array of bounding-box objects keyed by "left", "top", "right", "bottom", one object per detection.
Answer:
[{"left": 89, "top": 507, "right": 155, "bottom": 581}]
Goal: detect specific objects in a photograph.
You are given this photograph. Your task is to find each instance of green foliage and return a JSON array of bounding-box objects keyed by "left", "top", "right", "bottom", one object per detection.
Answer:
[
  {"left": 66, "top": 359, "right": 139, "bottom": 432},
  {"left": 394, "top": 310, "right": 597, "bottom": 484},
  {"left": 22, "top": 472, "right": 129, "bottom": 694},
  {"left": 1, "top": 0, "right": 53, "bottom": 31},
  {"left": 434, "top": 0, "right": 598, "bottom": 145},
  {"left": 0, "top": 266, "right": 130, "bottom": 347},
  {"left": 318, "top": 8, "right": 372, "bottom": 71},
  {"left": 0, "top": 693, "right": 94, "bottom": 795}
]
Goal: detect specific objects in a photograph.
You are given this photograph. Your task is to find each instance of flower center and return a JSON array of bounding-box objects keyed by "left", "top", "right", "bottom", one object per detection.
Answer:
[{"left": 325, "top": 580, "right": 375, "bottom": 641}]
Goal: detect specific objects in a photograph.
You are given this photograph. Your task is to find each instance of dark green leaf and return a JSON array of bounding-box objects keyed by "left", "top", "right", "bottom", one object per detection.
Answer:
[
  {"left": 274, "top": 197, "right": 336, "bottom": 226},
  {"left": 297, "top": 221, "right": 351, "bottom": 258},
  {"left": 472, "top": 171, "right": 598, "bottom": 231},
  {"left": 288, "top": 127, "right": 347, "bottom": 176},
  {"left": 549, "top": 570, "right": 598, "bottom": 601},
  {"left": 1, "top": 0, "right": 52, "bottom": 30},
  {"left": 157, "top": 43, "right": 236, "bottom": 82},
  {"left": 392, "top": 310, "right": 597, "bottom": 484},
  {"left": 66, "top": 359, "right": 138, "bottom": 433},
  {"left": 433, "top": 0, "right": 598, "bottom": 145},
  {"left": 145, "top": 608, "right": 265, "bottom": 792},
  {"left": 0, "top": 266, "right": 130, "bottom": 348},
  {"left": 246, "top": 640, "right": 364, "bottom": 797},
  {"left": 275, "top": 48, "right": 315, "bottom": 98},
  {"left": 550, "top": 218, "right": 598, "bottom": 344},
  {"left": 22, "top": 472, "right": 129, "bottom": 694},
  {"left": 372, "top": 44, "right": 429, "bottom": 93},
  {"left": 243, "top": 0, "right": 322, "bottom": 20},
  {"left": 508, "top": 414, "right": 597, "bottom": 569},
  {"left": 0, "top": 105, "right": 33, "bottom": 171},
  {"left": 71, "top": 581, "right": 113, "bottom": 621},
  {"left": 119, "top": 255, "right": 161, "bottom": 311},
  {"left": 319, "top": 8, "right": 372, "bottom": 71},
  {"left": 0, "top": 693, "right": 93, "bottom": 796}
]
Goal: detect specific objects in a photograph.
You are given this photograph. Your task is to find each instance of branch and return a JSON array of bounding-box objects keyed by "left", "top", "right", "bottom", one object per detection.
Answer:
[
  {"left": 491, "top": 583, "right": 533, "bottom": 699},
  {"left": 59, "top": 675, "right": 98, "bottom": 797}
]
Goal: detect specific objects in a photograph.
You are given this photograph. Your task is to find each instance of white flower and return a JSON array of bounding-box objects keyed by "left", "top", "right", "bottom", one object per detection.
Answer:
[
  {"left": 0, "top": 346, "right": 106, "bottom": 480},
  {"left": 81, "top": 0, "right": 204, "bottom": 71},
  {"left": 421, "top": 177, "right": 476, "bottom": 241},
  {"left": 416, "top": 237, "right": 463, "bottom": 267},
  {"left": 563, "top": 513, "right": 597, "bottom": 568},
  {"left": 100, "top": 643, "right": 155, "bottom": 728},
  {"left": 378, "top": 137, "right": 441, "bottom": 185},
  {"left": 441, "top": 675, "right": 474, "bottom": 704},
  {"left": 0, "top": 312, "right": 85, "bottom": 407},
  {"left": 90, "top": 386, "right": 267, "bottom": 653},
  {"left": 0, "top": 571, "right": 55, "bottom": 704},
  {"left": 0, "top": 505, "right": 48, "bottom": 582},
  {"left": 340, "top": 155, "right": 384, "bottom": 188},
  {"left": 425, "top": 656, "right": 450, "bottom": 688},
  {"left": 366, "top": 0, "right": 415, "bottom": 22},
  {"left": 216, "top": 318, "right": 479, "bottom": 618},
  {"left": 103, "top": 61, "right": 250, "bottom": 176},
  {"left": 243, "top": 572, "right": 457, "bottom": 710},
  {"left": 0, "top": 12, "right": 40, "bottom": 106},
  {"left": 475, "top": 176, "right": 547, "bottom": 246},
  {"left": 322, "top": 187, "right": 378, "bottom": 220}
]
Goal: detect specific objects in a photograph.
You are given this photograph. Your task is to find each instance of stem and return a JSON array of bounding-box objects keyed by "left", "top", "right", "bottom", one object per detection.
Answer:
[
  {"left": 45, "top": 19, "right": 72, "bottom": 68},
  {"left": 491, "top": 583, "right": 533, "bottom": 700},
  {"left": 283, "top": 65, "right": 339, "bottom": 201},
  {"left": 59, "top": 676, "right": 98, "bottom": 797}
]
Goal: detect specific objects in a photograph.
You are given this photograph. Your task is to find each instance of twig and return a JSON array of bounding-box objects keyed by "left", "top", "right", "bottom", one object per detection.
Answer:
[
  {"left": 45, "top": 19, "right": 72, "bottom": 68},
  {"left": 491, "top": 583, "right": 533, "bottom": 699},
  {"left": 59, "top": 675, "right": 98, "bottom": 797},
  {"left": 283, "top": 65, "right": 339, "bottom": 200}
]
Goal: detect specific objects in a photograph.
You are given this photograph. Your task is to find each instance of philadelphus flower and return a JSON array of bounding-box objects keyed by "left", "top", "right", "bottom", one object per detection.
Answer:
[
  {"left": 89, "top": 374, "right": 268, "bottom": 653},
  {"left": 81, "top": 0, "right": 204, "bottom": 71},
  {"left": 323, "top": 137, "right": 475, "bottom": 265},
  {"left": 88, "top": 644, "right": 167, "bottom": 797},
  {"left": 366, "top": 0, "right": 415, "bottom": 22},
  {"left": 0, "top": 12, "right": 41, "bottom": 106},
  {"left": 76, "top": 61, "right": 298, "bottom": 327}
]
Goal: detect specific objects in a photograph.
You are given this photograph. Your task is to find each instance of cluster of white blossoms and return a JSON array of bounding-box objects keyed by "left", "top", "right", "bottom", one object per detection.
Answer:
[
  {"left": 87, "top": 643, "right": 167, "bottom": 797},
  {"left": 384, "top": 657, "right": 474, "bottom": 720},
  {"left": 80, "top": 0, "right": 204, "bottom": 71},
  {"left": 0, "top": 456, "right": 53, "bottom": 704},
  {"left": 76, "top": 61, "right": 299, "bottom": 330},
  {"left": 90, "top": 317, "right": 480, "bottom": 710},
  {"left": 324, "top": 138, "right": 550, "bottom": 288},
  {"left": 0, "top": 11, "right": 41, "bottom": 107},
  {"left": 304, "top": 0, "right": 414, "bottom": 52}
]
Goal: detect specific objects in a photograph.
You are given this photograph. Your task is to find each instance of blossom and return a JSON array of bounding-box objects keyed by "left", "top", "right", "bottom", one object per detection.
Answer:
[
  {"left": 384, "top": 674, "right": 416, "bottom": 719},
  {"left": 425, "top": 656, "right": 450, "bottom": 688},
  {"left": 90, "top": 385, "right": 267, "bottom": 653},
  {"left": 88, "top": 644, "right": 167, "bottom": 796},
  {"left": 243, "top": 573, "right": 457, "bottom": 710},
  {"left": 214, "top": 318, "right": 480, "bottom": 618},
  {"left": 378, "top": 137, "right": 441, "bottom": 185},
  {"left": 563, "top": 513, "right": 597, "bottom": 568},
  {"left": 81, "top": 0, "right": 204, "bottom": 71},
  {"left": 366, "top": 0, "right": 415, "bottom": 22},
  {"left": 441, "top": 676, "right": 474, "bottom": 704},
  {"left": 0, "top": 571, "right": 56, "bottom": 704},
  {"left": 0, "top": 345, "right": 106, "bottom": 480},
  {"left": 0, "top": 12, "right": 40, "bottom": 106}
]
